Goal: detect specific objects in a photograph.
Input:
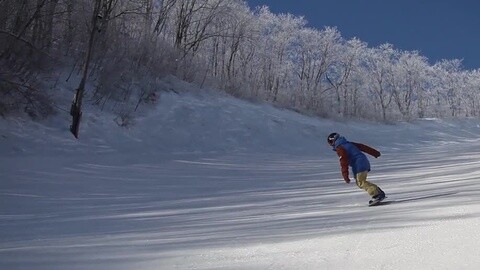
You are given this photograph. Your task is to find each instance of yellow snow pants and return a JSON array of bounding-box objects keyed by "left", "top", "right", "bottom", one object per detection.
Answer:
[{"left": 355, "top": 171, "right": 381, "bottom": 197}]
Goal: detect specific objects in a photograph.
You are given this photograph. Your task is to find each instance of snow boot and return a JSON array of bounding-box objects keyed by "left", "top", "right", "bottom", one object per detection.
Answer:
[{"left": 368, "top": 190, "right": 386, "bottom": 206}]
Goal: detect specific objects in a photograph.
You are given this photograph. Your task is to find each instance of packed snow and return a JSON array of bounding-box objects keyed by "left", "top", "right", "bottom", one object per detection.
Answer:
[{"left": 1, "top": 78, "right": 480, "bottom": 270}]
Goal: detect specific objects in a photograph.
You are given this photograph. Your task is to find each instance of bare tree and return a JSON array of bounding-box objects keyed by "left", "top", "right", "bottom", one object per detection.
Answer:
[
  {"left": 69, "top": 0, "right": 104, "bottom": 138},
  {"left": 154, "top": 0, "right": 177, "bottom": 35},
  {"left": 176, "top": 0, "right": 228, "bottom": 57}
]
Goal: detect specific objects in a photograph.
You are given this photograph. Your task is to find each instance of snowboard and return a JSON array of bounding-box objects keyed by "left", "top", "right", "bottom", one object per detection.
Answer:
[{"left": 368, "top": 197, "right": 387, "bottom": 206}]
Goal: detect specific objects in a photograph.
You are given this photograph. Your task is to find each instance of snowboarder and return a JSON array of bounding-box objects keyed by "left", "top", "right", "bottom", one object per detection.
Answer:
[{"left": 327, "top": 132, "right": 386, "bottom": 205}]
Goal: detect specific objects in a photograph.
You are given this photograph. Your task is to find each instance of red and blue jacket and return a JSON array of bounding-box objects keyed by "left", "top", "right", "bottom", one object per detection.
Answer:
[{"left": 332, "top": 136, "right": 381, "bottom": 182}]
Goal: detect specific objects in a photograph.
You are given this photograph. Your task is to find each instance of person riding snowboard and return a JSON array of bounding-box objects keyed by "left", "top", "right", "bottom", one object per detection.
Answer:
[{"left": 327, "top": 132, "right": 386, "bottom": 205}]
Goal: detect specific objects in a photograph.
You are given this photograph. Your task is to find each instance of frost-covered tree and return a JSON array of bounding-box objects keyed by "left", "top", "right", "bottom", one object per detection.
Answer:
[
  {"left": 326, "top": 38, "right": 367, "bottom": 117},
  {"left": 391, "top": 51, "right": 430, "bottom": 120},
  {"left": 462, "top": 70, "right": 480, "bottom": 117},
  {"left": 202, "top": 0, "right": 255, "bottom": 93},
  {"left": 432, "top": 59, "right": 463, "bottom": 117},
  {"left": 362, "top": 44, "right": 399, "bottom": 122},
  {"left": 254, "top": 7, "right": 306, "bottom": 102},
  {"left": 290, "top": 27, "right": 341, "bottom": 114}
]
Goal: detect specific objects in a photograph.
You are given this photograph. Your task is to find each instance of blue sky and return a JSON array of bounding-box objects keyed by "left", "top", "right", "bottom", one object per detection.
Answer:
[{"left": 245, "top": 0, "right": 480, "bottom": 70}]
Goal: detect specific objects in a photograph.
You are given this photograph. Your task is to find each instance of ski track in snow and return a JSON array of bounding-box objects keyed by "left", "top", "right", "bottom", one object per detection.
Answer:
[{"left": 1, "top": 90, "right": 480, "bottom": 269}]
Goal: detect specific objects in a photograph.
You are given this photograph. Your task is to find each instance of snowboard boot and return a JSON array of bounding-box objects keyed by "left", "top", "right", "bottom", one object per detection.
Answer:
[{"left": 368, "top": 190, "right": 386, "bottom": 206}]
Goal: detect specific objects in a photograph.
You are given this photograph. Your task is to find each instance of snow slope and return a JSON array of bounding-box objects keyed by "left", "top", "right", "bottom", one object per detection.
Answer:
[{"left": 1, "top": 80, "right": 480, "bottom": 269}]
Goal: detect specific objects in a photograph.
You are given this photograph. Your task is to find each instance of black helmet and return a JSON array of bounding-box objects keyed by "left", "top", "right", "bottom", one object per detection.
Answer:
[{"left": 327, "top": 132, "right": 340, "bottom": 146}]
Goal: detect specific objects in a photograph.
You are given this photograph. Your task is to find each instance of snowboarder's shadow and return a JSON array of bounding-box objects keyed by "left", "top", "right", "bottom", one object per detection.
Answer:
[{"left": 381, "top": 192, "right": 457, "bottom": 206}]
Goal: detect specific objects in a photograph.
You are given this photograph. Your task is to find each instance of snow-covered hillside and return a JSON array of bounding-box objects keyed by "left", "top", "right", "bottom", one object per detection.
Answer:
[{"left": 1, "top": 80, "right": 480, "bottom": 269}]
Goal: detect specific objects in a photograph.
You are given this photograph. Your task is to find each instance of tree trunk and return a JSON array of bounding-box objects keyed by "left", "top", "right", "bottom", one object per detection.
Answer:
[{"left": 70, "top": 0, "right": 102, "bottom": 138}]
